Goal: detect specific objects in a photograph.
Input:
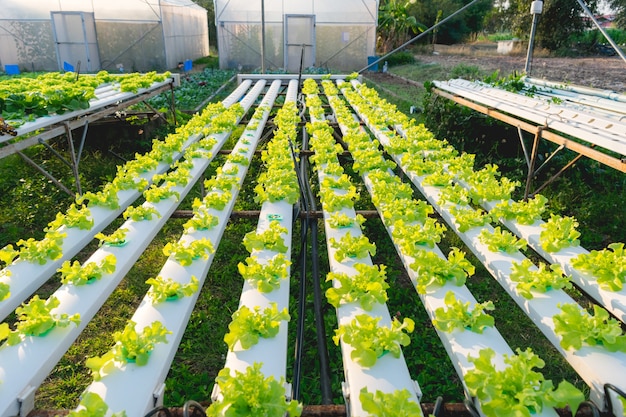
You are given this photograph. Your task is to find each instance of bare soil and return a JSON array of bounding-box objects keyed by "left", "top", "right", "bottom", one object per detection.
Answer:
[{"left": 413, "top": 51, "right": 626, "bottom": 92}]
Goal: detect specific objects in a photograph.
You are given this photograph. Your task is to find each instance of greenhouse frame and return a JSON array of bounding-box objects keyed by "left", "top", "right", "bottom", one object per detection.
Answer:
[
  {"left": 214, "top": 0, "right": 379, "bottom": 72},
  {"left": 0, "top": 0, "right": 209, "bottom": 73}
]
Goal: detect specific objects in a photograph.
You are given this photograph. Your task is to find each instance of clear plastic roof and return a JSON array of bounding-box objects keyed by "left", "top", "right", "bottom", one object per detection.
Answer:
[
  {"left": 0, "top": 0, "right": 205, "bottom": 21},
  {"left": 214, "top": 0, "right": 378, "bottom": 24}
]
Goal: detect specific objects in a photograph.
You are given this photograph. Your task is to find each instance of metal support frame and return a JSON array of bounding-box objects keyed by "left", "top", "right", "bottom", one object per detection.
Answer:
[
  {"left": 3, "top": 80, "right": 176, "bottom": 196},
  {"left": 433, "top": 87, "right": 626, "bottom": 198}
]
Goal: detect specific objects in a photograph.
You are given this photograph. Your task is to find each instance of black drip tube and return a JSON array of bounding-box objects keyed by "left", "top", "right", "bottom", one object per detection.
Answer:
[{"left": 289, "top": 101, "right": 333, "bottom": 403}]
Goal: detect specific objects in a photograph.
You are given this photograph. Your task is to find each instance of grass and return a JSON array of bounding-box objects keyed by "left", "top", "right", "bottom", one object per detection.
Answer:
[{"left": 0, "top": 58, "right": 623, "bottom": 411}]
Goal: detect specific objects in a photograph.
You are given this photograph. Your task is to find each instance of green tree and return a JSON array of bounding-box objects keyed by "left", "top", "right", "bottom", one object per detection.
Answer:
[
  {"left": 507, "top": 0, "right": 598, "bottom": 51},
  {"left": 409, "top": 0, "right": 493, "bottom": 44},
  {"left": 378, "top": 0, "right": 423, "bottom": 53}
]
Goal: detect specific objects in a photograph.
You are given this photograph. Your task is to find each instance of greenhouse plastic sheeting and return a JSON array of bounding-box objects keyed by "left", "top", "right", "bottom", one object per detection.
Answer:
[
  {"left": 214, "top": 0, "right": 378, "bottom": 72},
  {"left": 0, "top": 0, "right": 208, "bottom": 72}
]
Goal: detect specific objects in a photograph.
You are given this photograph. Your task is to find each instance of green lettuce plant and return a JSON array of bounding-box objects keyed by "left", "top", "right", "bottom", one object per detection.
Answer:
[
  {"left": 86, "top": 320, "right": 171, "bottom": 380},
  {"left": 450, "top": 206, "right": 491, "bottom": 232},
  {"left": 67, "top": 392, "right": 127, "bottom": 417},
  {"left": 411, "top": 248, "right": 475, "bottom": 294},
  {"left": 333, "top": 314, "right": 415, "bottom": 367},
  {"left": 59, "top": 254, "right": 117, "bottom": 285},
  {"left": 319, "top": 187, "right": 358, "bottom": 211},
  {"left": 183, "top": 207, "right": 219, "bottom": 233},
  {"left": 254, "top": 170, "right": 299, "bottom": 204},
  {"left": 491, "top": 195, "right": 548, "bottom": 225},
  {"left": 1, "top": 295, "right": 80, "bottom": 345},
  {"left": 467, "top": 171, "right": 520, "bottom": 204},
  {"left": 154, "top": 167, "right": 191, "bottom": 186},
  {"left": 0, "top": 244, "right": 18, "bottom": 267},
  {"left": 540, "top": 214, "right": 581, "bottom": 253},
  {"left": 16, "top": 230, "right": 66, "bottom": 264},
  {"left": 432, "top": 291, "right": 495, "bottom": 334},
  {"left": 163, "top": 238, "right": 215, "bottom": 266},
  {"left": 360, "top": 388, "right": 424, "bottom": 417},
  {"left": 223, "top": 302, "right": 290, "bottom": 351},
  {"left": 237, "top": 254, "right": 291, "bottom": 293},
  {"left": 77, "top": 183, "right": 120, "bottom": 210},
  {"left": 145, "top": 275, "right": 199, "bottom": 303},
  {"left": 402, "top": 157, "right": 440, "bottom": 177},
  {"left": 243, "top": 221, "right": 289, "bottom": 253},
  {"left": 207, "top": 363, "right": 302, "bottom": 417},
  {"left": 143, "top": 184, "right": 180, "bottom": 203},
  {"left": 326, "top": 263, "right": 389, "bottom": 311},
  {"left": 438, "top": 183, "right": 470, "bottom": 206},
  {"left": 422, "top": 172, "right": 454, "bottom": 187},
  {"left": 572, "top": 242, "right": 626, "bottom": 291},
  {"left": 553, "top": 303, "right": 626, "bottom": 352},
  {"left": 227, "top": 153, "right": 249, "bottom": 165},
  {"left": 95, "top": 228, "right": 128, "bottom": 247},
  {"left": 205, "top": 175, "right": 240, "bottom": 192},
  {"left": 46, "top": 204, "right": 94, "bottom": 231},
  {"left": 327, "top": 212, "right": 366, "bottom": 229},
  {"left": 465, "top": 347, "right": 584, "bottom": 417},
  {"left": 391, "top": 218, "right": 447, "bottom": 252},
  {"left": 329, "top": 232, "right": 376, "bottom": 261},
  {"left": 122, "top": 205, "right": 161, "bottom": 222},
  {"left": 379, "top": 199, "right": 433, "bottom": 225},
  {"left": 204, "top": 190, "right": 232, "bottom": 210},
  {"left": 112, "top": 173, "right": 149, "bottom": 192},
  {"left": 509, "top": 259, "right": 572, "bottom": 299},
  {"left": 479, "top": 227, "right": 527, "bottom": 253}
]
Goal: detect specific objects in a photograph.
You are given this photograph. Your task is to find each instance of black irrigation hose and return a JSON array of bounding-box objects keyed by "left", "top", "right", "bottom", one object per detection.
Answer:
[
  {"left": 301, "top": 128, "right": 333, "bottom": 404},
  {"left": 432, "top": 396, "right": 444, "bottom": 417},
  {"left": 604, "top": 383, "right": 626, "bottom": 415},
  {"left": 183, "top": 400, "right": 207, "bottom": 417},
  {"left": 463, "top": 397, "right": 481, "bottom": 417},
  {"left": 578, "top": 400, "right": 601, "bottom": 417},
  {"left": 289, "top": 134, "right": 309, "bottom": 401},
  {"left": 143, "top": 406, "right": 173, "bottom": 417}
]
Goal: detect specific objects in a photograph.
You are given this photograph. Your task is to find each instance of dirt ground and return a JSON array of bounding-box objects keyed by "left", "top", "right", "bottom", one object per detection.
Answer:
[{"left": 413, "top": 51, "right": 626, "bottom": 92}]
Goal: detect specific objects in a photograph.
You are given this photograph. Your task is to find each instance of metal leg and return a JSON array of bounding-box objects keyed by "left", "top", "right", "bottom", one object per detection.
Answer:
[
  {"left": 64, "top": 122, "right": 82, "bottom": 196},
  {"left": 531, "top": 153, "right": 585, "bottom": 197},
  {"left": 523, "top": 127, "right": 542, "bottom": 200},
  {"left": 17, "top": 151, "right": 74, "bottom": 196}
]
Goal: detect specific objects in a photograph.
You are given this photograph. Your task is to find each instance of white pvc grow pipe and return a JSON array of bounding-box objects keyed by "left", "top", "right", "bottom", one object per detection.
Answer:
[
  {"left": 222, "top": 79, "right": 298, "bottom": 379},
  {"left": 340, "top": 80, "right": 552, "bottom": 417},
  {"left": 477, "top": 200, "right": 626, "bottom": 325},
  {"left": 78, "top": 80, "right": 281, "bottom": 416},
  {"left": 0, "top": 80, "right": 264, "bottom": 417},
  {"left": 378, "top": 129, "right": 626, "bottom": 416},
  {"left": 321, "top": 88, "right": 421, "bottom": 417},
  {"left": 525, "top": 77, "right": 626, "bottom": 104},
  {"left": 434, "top": 79, "right": 626, "bottom": 157},
  {"left": 9, "top": 78, "right": 173, "bottom": 141},
  {"left": 349, "top": 78, "right": 626, "bottom": 415},
  {"left": 211, "top": 79, "right": 299, "bottom": 405},
  {"left": 0, "top": 79, "right": 254, "bottom": 322},
  {"left": 529, "top": 88, "right": 626, "bottom": 120}
]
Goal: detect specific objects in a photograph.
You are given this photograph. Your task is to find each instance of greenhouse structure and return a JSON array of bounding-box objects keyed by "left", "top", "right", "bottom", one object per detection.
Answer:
[
  {"left": 214, "top": 0, "right": 379, "bottom": 72},
  {"left": 0, "top": 0, "right": 209, "bottom": 73}
]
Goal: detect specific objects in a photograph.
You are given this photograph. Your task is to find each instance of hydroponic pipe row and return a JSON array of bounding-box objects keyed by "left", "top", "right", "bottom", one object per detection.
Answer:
[
  {"left": 207, "top": 80, "right": 303, "bottom": 416},
  {"left": 343, "top": 79, "right": 626, "bottom": 416},
  {"left": 0, "top": 79, "right": 254, "bottom": 322},
  {"left": 312, "top": 78, "right": 423, "bottom": 417},
  {"left": 0, "top": 81, "right": 262, "bottom": 417},
  {"left": 433, "top": 79, "right": 626, "bottom": 158},
  {"left": 329, "top": 79, "right": 563, "bottom": 417},
  {"left": 351, "top": 80, "right": 626, "bottom": 326},
  {"left": 73, "top": 80, "right": 282, "bottom": 416}
]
